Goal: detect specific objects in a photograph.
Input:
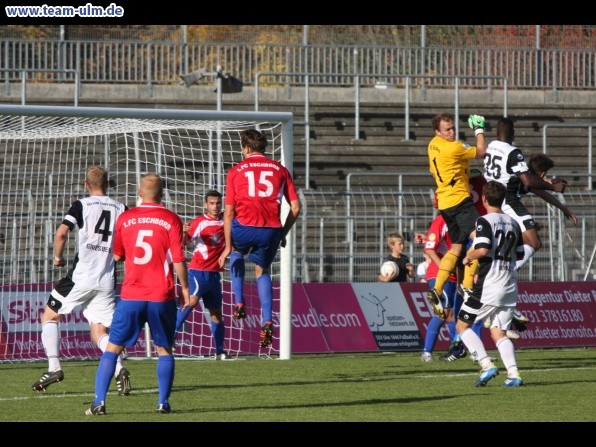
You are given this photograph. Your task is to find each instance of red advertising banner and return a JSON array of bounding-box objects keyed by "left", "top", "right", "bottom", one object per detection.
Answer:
[
  {"left": 512, "top": 282, "right": 596, "bottom": 348},
  {"left": 399, "top": 282, "right": 455, "bottom": 352}
]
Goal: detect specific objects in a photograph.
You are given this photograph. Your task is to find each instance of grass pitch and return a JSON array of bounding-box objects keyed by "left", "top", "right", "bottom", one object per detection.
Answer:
[{"left": 1, "top": 348, "right": 594, "bottom": 423}]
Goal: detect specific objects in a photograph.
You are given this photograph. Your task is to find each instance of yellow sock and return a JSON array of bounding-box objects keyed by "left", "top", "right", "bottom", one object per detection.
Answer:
[
  {"left": 434, "top": 251, "right": 459, "bottom": 294},
  {"left": 462, "top": 247, "right": 478, "bottom": 289}
]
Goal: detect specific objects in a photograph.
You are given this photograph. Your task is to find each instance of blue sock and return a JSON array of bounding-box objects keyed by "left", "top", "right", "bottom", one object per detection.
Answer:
[
  {"left": 448, "top": 320, "right": 457, "bottom": 341},
  {"left": 94, "top": 351, "right": 117, "bottom": 404},
  {"left": 230, "top": 252, "right": 245, "bottom": 305},
  {"left": 156, "top": 355, "right": 175, "bottom": 407},
  {"left": 472, "top": 321, "right": 483, "bottom": 338},
  {"left": 175, "top": 305, "right": 194, "bottom": 333},
  {"left": 423, "top": 316, "right": 444, "bottom": 352},
  {"left": 212, "top": 320, "right": 225, "bottom": 354},
  {"left": 257, "top": 273, "right": 273, "bottom": 323}
]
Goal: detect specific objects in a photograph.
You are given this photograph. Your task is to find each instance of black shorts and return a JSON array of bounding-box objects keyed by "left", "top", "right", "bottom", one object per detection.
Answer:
[{"left": 440, "top": 197, "right": 479, "bottom": 244}]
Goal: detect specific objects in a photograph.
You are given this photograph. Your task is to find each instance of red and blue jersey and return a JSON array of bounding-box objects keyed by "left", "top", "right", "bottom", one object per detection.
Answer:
[
  {"left": 186, "top": 213, "right": 224, "bottom": 272},
  {"left": 225, "top": 153, "right": 299, "bottom": 228},
  {"left": 114, "top": 203, "right": 185, "bottom": 302}
]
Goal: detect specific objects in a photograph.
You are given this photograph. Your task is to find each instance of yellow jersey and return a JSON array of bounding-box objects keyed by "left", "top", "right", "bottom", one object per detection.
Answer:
[{"left": 428, "top": 135, "right": 478, "bottom": 210}]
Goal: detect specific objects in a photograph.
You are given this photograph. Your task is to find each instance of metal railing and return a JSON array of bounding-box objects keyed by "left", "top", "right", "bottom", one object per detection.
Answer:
[
  {"left": 292, "top": 183, "right": 596, "bottom": 283},
  {"left": 542, "top": 124, "right": 596, "bottom": 190},
  {"left": 1, "top": 68, "right": 79, "bottom": 106},
  {"left": 255, "top": 72, "right": 508, "bottom": 189},
  {"left": 1, "top": 39, "right": 594, "bottom": 92}
]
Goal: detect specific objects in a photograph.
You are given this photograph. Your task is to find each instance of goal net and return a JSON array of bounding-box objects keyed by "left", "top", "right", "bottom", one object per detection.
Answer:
[{"left": 0, "top": 104, "right": 294, "bottom": 363}]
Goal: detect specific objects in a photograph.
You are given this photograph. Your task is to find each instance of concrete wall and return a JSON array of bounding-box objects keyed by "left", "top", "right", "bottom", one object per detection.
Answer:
[{"left": 2, "top": 83, "right": 596, "bottom": 108}]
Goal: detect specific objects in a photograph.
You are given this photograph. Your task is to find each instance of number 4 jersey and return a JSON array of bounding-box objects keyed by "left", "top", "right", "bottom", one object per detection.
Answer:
[
  {"left": 62, "top": 195, "right": 127, "bottom": 291},
  {"left": 225, "top": 153, "right": 299, "bottom": 228}
]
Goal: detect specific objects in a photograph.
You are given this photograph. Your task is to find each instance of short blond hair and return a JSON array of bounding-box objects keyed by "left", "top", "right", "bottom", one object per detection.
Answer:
[
  {"left": 139, "top": 173, "right": 164, "bottom": 202},
  {"left": 387, "top": 232, "right": 404, "bottom": 245},
  {"left": 85, "top": 166, "right": 109, "bottom": 192}
]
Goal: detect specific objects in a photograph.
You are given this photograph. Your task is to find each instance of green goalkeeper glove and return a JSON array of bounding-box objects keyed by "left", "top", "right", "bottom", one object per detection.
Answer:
[{"left": 468, "top": 114, "right": 485, "bottom": 136}]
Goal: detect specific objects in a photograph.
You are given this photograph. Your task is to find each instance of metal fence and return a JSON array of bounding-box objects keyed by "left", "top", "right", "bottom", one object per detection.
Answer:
[
  {"left": 1, "top": 184, "right": 593, "bottom": 286},
  {"left": 294, "top": 183, "right": 596, "bottom": 284},
  {"left": 1, "top": 39, "right": 594, "bottom": 91}
]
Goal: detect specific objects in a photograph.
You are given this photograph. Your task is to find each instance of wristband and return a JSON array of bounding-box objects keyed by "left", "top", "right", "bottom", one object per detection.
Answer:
[
  {"left": 54, "top": 256, "right": 64, "bottom": 262},
  {"left": 474, "top": 128, "right": 484, "bottom": 136}
]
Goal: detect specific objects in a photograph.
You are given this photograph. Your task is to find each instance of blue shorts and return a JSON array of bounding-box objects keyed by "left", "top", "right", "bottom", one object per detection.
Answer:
[
  {"left": 427, "top": 278, "right": 457, "bottom": 309},
  {"left": 188, "top": 269, "right": 222, "bottom": 309},
  {"left": 231, "top": 218, "right": 283, "bottom": 269},
  {"left": 109, "top": 299, "right": 177, "bottom": 349}
]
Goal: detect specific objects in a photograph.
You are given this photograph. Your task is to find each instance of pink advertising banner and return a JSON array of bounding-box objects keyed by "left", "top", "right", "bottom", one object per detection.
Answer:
[
  {"left": 291, "top": 281, "right": 596, "bottom": 353},
  {"left": 2, "top": 281, "right": 595, "bottom": 360},
  {"left": 299, "top": 283, "right": 378, "bottom": 352}
]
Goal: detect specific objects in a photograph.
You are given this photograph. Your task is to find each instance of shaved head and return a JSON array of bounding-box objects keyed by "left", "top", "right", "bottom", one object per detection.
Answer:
[{"left": 139, "top": 173, "right": 163, "bottom": 203}]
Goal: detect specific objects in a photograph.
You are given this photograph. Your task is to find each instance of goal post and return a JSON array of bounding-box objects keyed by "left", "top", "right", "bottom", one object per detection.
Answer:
[{"left": 0, "top": 104, "right": 295, "bottom": 362}]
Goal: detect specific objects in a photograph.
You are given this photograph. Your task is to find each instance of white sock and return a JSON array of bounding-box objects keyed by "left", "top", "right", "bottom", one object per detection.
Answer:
[
  {"left": 460, "top": 327, "right": 493, "bottom": 369},
  {"left": 41, "top": 320, "right": 61, "bottom": 372},
  {"left": 496, "top": 336, "right": 519, "bottom": 377},
  {"left": 97, "top": 334, "right": 123, "bottom": 376},
  {"left": 515, "top": 244, "right": 536, "bottom": 270}
]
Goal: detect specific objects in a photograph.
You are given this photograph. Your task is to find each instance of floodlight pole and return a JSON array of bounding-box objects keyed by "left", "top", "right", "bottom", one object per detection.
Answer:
[{"left": 215, "top": 66, "right": 223, "bottom": 111}]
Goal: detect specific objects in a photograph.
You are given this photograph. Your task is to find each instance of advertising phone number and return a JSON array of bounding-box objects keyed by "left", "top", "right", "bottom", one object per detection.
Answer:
[{"left": 526, "top": 308, "right": 584, "bottom": 324}]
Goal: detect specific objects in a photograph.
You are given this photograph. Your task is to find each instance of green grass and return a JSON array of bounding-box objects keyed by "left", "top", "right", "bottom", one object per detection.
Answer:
[{"left": 1, "top": 348, "right": 595, "bottom": 422}]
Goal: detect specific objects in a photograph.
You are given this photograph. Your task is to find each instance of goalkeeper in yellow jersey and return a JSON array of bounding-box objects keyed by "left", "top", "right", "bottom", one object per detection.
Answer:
[{"left": 426, "top": 113, "right": 487, "bottom": 319}]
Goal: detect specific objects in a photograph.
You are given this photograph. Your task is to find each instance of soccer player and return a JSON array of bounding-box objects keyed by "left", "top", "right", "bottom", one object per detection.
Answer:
[
  {"left": 426, "top": 112, "right": 487, "bottom": 319},
  {"left": 218, "top": 129, "right": 301, "bottom": 348},
  {"left": 86, "top": 173, "right": 190, "bottom": 415},
  {"left": 419, "top": 209, "right": 460, "bottom": 362},
  {"left": 377, "top": 233, "right": 415, "bottom": 282},
  {"left": 417, "top": 193, "right": 483, "bottom": 362},
  {"left": 32, "top": 166, "right": 131, "bottom": 396},
  {"left": 483, "top": 117, "right": 576, "bottom": 271},
  {"left": 175, "top": 190, "right": 227, "bottom": 360},
  {"left": 457, "top": 180, "right": 525, "bottom": 387}
]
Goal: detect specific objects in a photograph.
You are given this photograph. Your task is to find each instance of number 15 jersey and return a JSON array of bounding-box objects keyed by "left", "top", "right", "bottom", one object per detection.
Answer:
[{"left": 225, "top": 153, "right": 299, "bottom": 228}]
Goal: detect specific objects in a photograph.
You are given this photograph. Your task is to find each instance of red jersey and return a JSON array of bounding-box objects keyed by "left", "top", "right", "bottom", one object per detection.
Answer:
[
  {"left": 186, "top": 213, "right": 224, "bottom": 272},
  {"left": 225, "top": 153, "right": 299, "bottom": 227},
  {"left": 424, "top": 214, "right": 456, "bottom": 281},
  {"left": 113, "top": 203, "right": 186, "bottom": 302},
  {"left": 470, "top": 174, "right": 487, "bottom": 215}
]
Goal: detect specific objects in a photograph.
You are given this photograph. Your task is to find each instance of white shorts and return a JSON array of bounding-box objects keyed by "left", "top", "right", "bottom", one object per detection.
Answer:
[
  {"left": 476, "top": 304, "right": 515, "bottom": 331},
  {"left": 502, "top": 198, "right": 537, "bottom": 233},
  {"left": 48, "top": 276, "right": 115, "bottom": 327}
]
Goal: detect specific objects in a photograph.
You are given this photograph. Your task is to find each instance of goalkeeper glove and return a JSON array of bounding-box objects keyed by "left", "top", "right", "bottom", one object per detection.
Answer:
[{"left": 468, "top": 114, "right": 485, "bottom": 136}]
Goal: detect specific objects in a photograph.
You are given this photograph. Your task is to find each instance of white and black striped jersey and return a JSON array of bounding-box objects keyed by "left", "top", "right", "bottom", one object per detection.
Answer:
[
  {"left": 471, "top": 212, "right": 524, "bottom": 306},
  {"left": 62, "top": 195, "right": 127, "bottom": 291},
  {"left": 483, "top": 140, "right": 530, "bottom": 203}
]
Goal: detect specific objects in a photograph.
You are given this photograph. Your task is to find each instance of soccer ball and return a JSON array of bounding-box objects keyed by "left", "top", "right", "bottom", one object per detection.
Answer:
[{"left": 380, "top": 261, "right": 398, "bottom": 278}]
